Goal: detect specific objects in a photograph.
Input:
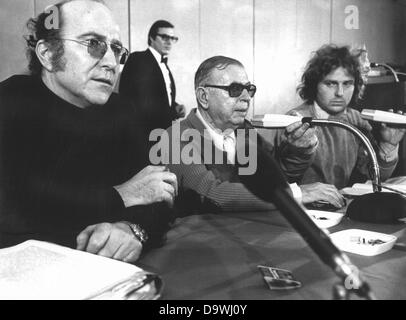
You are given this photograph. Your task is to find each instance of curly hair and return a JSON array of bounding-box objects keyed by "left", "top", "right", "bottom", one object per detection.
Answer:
[
  {"left": 297, "top": 44, "right": 363, "bottom": 107},
  {"left": 24, "top": 2, "right": 69, "bottom": 76}
]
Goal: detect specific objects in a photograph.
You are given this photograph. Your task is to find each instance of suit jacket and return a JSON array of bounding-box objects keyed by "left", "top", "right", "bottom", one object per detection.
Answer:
[{"left": 119, "top": 49, "right": 179, "bottom": 133}]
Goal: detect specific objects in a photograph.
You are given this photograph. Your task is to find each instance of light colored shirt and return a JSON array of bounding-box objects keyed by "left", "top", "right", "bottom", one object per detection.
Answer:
[
  {"left": 196, "top": 108, "right": 236, "bottom": 164},
  {"left": 149, "top": 46, "right": 172, "bottom": 105}
]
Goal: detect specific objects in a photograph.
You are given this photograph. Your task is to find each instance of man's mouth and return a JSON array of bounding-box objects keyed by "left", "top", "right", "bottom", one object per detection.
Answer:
[
  {"left": 330, "top": 100, "right": 346, "bottom": 106},
  {"left": 234, "top": 108, "right": 248, "bottom": 114},
  {"left": 93, "top": 78, "right": 114, "bottom": 86}
]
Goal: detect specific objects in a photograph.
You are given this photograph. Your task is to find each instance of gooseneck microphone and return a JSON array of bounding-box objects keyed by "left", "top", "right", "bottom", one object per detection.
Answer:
[
  {"left": 237, "top": 135, "right": 375, "bottom": 299},
  {"left": 304, "top": 117, "right": 381, "bottom": 192},
  {"left": 304, "top": 117, "right": 406, "bottom": 224},
  {"left": 251, "top": 114, "right": 406, "bottom": 223},
  {"left": 370, "top": 62, "right": 399, "bottom": 82}
]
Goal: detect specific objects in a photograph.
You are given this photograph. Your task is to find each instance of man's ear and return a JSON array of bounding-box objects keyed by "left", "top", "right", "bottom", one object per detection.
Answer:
[
  {"left": 196, "top": 87, "right": 209, "bottom": 110},
  {"left": 35, "top": 40, "right": 54, "bottom": 72}
]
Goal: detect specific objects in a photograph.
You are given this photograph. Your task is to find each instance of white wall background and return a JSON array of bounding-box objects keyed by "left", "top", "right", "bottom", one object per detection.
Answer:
[{"left": 1, "top": 0, "right": 405, "bottom": 117}]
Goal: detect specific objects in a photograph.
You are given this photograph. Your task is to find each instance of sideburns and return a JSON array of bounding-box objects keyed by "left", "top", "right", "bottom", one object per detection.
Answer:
[{"left": 50, "top": 42, "right": 66, "bottom": 72}]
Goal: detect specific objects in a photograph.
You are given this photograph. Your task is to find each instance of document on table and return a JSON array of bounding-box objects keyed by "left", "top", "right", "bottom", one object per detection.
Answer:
[{"left": 0, "top": 240, "right": 162, "bottom": 300}]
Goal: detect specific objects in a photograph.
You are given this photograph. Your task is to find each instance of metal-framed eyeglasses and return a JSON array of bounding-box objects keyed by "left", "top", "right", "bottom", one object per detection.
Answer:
[
  {"left": 204, "top": 83, "right": 257, "bottom": 98},
  {"left": 56, "top": 38, "right": 129, "bottom": 64}
]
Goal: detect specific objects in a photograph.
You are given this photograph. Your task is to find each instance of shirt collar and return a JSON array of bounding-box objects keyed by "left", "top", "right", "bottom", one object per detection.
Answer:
[
  {"left": 196, "top": 109, "right": 236, "bottom": 145},
  {"left": 149, "top": 46, "right": 165, "bottom": 64}
]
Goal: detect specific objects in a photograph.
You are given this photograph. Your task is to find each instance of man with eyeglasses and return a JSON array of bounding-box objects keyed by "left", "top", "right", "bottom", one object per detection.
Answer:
[
  {"left": 0, "top": 0, "right": 178, "bottom": 263},
  {"left": 163, "top": 56, "right": 319, "bottom": 214},
  {"left": 119, "top": 20, "right": 185, "bottom": 136},
  {"left": 276, "top": 44, "right": 405, "bottom": 209}
]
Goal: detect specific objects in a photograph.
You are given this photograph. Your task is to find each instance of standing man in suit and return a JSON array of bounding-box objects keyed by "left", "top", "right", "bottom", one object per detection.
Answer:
[{"left": 119, "top": 20, "right": 185, "bottom": 135}]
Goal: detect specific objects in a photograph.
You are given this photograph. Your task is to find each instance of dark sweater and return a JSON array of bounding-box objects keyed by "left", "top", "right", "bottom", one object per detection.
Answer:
[{"left": 0, "top": 75, "right": 173, "bottom": 249}]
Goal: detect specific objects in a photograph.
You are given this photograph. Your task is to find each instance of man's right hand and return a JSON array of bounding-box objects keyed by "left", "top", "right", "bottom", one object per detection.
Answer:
[
  {"left": 300, "top": 182, "right": 345, "bottom": 208},
  {"left": 114, "top": 165, "right": 178, "bottom": 208},
  {"left": 284, "top": 121, "right": 318, "bottom": 154}
]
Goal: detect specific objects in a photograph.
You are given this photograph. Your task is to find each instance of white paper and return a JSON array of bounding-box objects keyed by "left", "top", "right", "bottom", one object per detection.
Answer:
[{"left": 0, "top": 240, "right": 146, "bottom": 300}]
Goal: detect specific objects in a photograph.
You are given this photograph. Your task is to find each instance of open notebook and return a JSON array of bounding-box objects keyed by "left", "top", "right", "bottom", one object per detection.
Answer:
[{"left": 0, "top": 240, "right": 162, "bottom": 300}]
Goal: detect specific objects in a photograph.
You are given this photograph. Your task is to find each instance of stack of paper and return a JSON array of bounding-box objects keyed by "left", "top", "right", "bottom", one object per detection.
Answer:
[{"left": 0, "top": 240, "right": 162, "bottom": 300}]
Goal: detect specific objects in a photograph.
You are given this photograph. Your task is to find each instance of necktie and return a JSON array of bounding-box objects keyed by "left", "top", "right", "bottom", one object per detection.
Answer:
[
  {"left": 223, "top": 134, "right": 236, "bottom": 164},
  {"left": 161, "top": 56, "right": 175, "bottom": 105}
]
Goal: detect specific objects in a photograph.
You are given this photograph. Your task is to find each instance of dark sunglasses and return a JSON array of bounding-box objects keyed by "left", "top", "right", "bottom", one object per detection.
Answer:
[
  {"left": 156, "top": 34, "right": 179, "bottom": 43},
  {"left": 204, "top": 83, "right": 257, "bottom": 98},
  {"left": 57, "top": 38, "right": 129, "bottom": 64}
]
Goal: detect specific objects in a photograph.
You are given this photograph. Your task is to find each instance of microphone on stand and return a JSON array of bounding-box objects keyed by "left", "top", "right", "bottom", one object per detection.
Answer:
[
  {"left": 370, "top": 62, "right": 399, "bottom": 82},
  {"left": 250, "top": 115, "right": 406, "bottom": 223},
  {"left": 237, "top": 133, "right": 375, "bottom": 299},
  {"left": 304, "top": 117, "right": 406, "bottom": 224}
]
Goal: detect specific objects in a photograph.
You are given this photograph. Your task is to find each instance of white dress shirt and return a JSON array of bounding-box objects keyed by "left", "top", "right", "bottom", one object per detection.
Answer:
[
  {"left": 196, "top": 109, "right": 236, "bottom": 164},
  {"left": 149, "top": 46, "right": 172, "bottom": 105}
]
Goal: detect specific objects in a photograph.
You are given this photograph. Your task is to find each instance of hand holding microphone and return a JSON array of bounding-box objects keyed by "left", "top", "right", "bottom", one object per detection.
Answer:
[
  {"left": 251, "top": 113, "right": 318, "bottom": 153},
  {"left": 361, "top": 109, "right": 406, "bottom": 148}
]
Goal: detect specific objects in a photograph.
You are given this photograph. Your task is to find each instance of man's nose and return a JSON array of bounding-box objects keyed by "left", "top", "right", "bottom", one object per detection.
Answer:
[
  {"left": 100, "top": 45, "right": 118, "bottom": 69},
  {"left": 335, "top": 84, "right": 344, "bottom": 97},
  {"left": 240, "top": 88, "right": 252, "bottom": 101}
]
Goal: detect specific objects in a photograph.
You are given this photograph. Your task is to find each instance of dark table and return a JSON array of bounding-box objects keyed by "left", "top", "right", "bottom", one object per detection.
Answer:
[{"left": 138, "top": 210, "right": 406, "bottom": 300}]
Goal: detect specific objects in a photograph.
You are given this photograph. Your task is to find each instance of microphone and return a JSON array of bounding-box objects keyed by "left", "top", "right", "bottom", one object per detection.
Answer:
[
  {"left": 237, "top": 136, "right": 375, "bottom": 299},
  {"left": 361, "top": 109, "right": 406, "bottom": 125},
  {"left": 251, "top": 114, "right": 303, "bottom": 128},
  {"left": 251, "top": 115, "right": 406, "bottom": 223},
  {"left": 370, "top": 62, "right": 399, "bottom": 82}
]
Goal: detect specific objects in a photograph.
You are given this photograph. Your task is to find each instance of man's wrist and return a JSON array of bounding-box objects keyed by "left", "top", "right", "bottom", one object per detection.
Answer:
[
  {"left": 113, "top": 184, "right": 142, "bottom": 208},
  {"left": 378, "top": 142, "right": 398, "bottom": 162},
  {"left": 120, "top": 221, "right": 149, "bottom": 245}
]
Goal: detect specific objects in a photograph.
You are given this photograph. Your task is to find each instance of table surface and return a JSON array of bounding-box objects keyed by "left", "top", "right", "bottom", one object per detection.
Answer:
[{"left": 138, "top": 209, "right": 406, "bottom": 300}]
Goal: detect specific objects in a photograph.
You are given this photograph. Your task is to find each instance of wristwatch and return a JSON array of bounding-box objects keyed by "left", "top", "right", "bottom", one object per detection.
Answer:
[{"left": 122, "top": 221, "right": 149, "bottom": 245}]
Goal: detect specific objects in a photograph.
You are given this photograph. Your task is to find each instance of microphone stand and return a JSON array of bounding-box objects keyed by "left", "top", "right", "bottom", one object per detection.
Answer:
[
  {"left": 303, "top": 117, "right": 382, "bottom": 192},
  {"left": 370, "top": 62, "right": 399, "bottom": 82},
  {"left": 304, "top": 117, "right": 406, "bottom": 224},
  {"left": 271, "top": 187, "right": 376, "bottom": 300}
]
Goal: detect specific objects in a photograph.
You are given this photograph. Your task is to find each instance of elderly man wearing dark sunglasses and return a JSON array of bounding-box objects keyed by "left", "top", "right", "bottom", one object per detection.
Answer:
[
  {"left": 163, "top": 55, "right": 318, "bottom": 215},
  {"left": 0, "top": 0, "right": 178, "bottom": 262}
]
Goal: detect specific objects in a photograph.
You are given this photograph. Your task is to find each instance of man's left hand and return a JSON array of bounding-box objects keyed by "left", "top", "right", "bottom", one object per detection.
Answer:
[
  {"left": 76, "top": 222, "right": 142, "bottom": 263},
  {"left": 175, "top": 104, "right": 186, "bottom": 118}
]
